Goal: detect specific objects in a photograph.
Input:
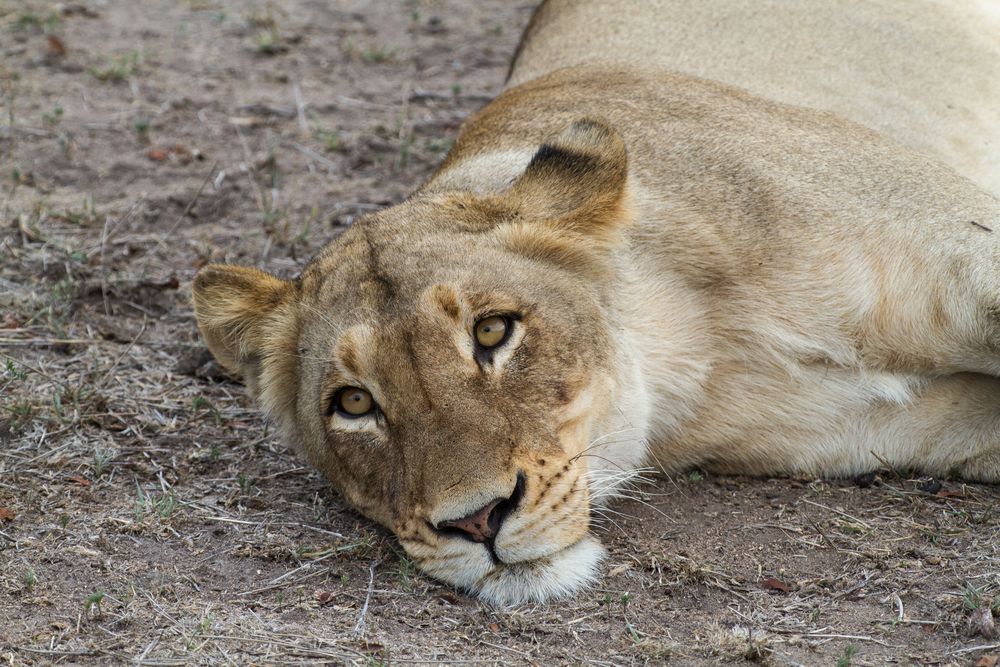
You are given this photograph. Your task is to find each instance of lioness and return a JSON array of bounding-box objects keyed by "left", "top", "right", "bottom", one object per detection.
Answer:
[{"left": 193, "top": 0, "right": 1000, "bottom": 604}]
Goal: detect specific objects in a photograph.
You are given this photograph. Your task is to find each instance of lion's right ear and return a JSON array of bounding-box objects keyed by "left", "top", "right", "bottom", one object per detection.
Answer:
[
  {"left": 192, "top": 264, "right": 297, "bottom": 382},
  {"left": 487, "top": 119, "right": 630, "bottom": 276},
  {"left": 508, "top": 118, "right": 629, "bottom": 243}
]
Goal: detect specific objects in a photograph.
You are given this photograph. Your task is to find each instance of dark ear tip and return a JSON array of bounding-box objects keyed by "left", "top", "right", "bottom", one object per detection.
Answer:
[
  {"left": 192, "top": 263, "right": 234, "bottom": 295},
  {"left": 557, "top": 118, "right": 622, "bottom": 152},
  {"left": 193, "top": 264, "right": 287, "bottom": 294},
  {"left": 526, "top": 119, "right": 626, "bottom": 181},
  {"left": 527, "top": 117, "right": 626, "bottom": 180},
  {"left": 568, "top": 118, "right": 614, "bottom": 136}
]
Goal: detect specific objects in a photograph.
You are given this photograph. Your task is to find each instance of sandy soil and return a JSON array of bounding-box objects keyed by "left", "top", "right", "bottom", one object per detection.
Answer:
[{"left": 2, "top": 1, "right": 1000, "bottom": 665}]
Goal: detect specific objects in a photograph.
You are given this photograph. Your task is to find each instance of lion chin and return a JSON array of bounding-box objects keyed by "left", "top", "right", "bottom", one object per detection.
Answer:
[{"left": 421, "top": 536, "right": 607, "bottom": 606}]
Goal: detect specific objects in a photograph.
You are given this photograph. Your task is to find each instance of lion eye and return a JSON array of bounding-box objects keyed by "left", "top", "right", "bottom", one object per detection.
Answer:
[
  {"left": 474, "top": 315, "right": 511, "bottom": 349},
  {"left": 333, "top": 387, "right": 374, "bottom": 418}
]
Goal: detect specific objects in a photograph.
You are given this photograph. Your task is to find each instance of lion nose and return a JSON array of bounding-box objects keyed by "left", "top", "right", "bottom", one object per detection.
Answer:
[
  {"left": 439, "top": 497, "right": 507, "bottom": 543},
  {"left": 437, "top": 472, "right": 525, "bottom": 543}
]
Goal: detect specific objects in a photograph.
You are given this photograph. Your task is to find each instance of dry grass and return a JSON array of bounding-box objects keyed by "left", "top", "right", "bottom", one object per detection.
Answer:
[{"left": 2, "top": 1, "right": 1000, "bottom": 665}]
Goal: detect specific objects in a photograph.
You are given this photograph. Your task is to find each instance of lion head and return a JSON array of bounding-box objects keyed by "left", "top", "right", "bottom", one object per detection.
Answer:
[{"left": 192, "top": 120, "right": 652, "bottom": 604}]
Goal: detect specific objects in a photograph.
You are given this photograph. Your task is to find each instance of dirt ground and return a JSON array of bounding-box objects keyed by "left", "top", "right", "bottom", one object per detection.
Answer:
[{"left": 2, "top": 1, "right": 1000, "bottom": 665}]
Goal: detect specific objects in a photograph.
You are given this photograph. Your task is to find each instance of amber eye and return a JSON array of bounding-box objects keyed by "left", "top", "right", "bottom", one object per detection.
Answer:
[
  {"left": 474, "top": 315, "right": 511, "bottom": 349},
  {"left": 332, "top": 386, "right": 374, "bottom": 418}
]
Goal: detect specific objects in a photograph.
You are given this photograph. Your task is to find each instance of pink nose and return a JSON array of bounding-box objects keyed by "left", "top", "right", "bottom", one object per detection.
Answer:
[
  {"left": 438, "top": 497, "right": 506, "bottom": 543},
  {"left": 435, "top": 473, "right": 525, "bottom": 544}
]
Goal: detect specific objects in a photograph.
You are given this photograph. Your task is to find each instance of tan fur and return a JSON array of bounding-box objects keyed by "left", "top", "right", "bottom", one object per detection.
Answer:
[
  {"left": 508, "top": 0, "right": 1000, "bottom": 196},
  {"left": 193, "top": 1, "right": 1000, "bottom": 604}
]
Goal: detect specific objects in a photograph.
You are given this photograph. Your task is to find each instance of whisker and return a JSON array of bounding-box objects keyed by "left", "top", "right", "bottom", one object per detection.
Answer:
[
  {"left": 584, "top": 465, "right": 681, "bottom": 523},
  {"left": 588, "top": 478, "right": 651, "bottom": 500},
  {"left": 588, "top": 470, "right": 659, "bottom": 490},
  {"left": 591, "top": 504, "right": 638, "bottom": 521},
  {"left": 572, "top": 452, "right": 640, "bottom": 474},
  {"left": 585, "top": 426, "right": 642, "bottom": 447},
  {"left": 589, "top": 507, "right": 625, "bottom": 527},
  {"left": 608, "top": 490, "right": 678, "bottom": 524},
  {"left": 569, "top": 429, "right": 642, "bottom": 462},
  {"left": 589, "top": 517, "right": 626, "bottom": 536},
  {"left": 580, "top": 467, "right": 647, "bottom": 482},
  {"left": 588, "top": 507, "right": 629, "bottom": 535}
]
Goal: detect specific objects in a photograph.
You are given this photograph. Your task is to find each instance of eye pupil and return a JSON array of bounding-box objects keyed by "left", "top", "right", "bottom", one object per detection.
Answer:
[
  {"left": 475, "top": 315, "right": 510, "bottom": 349},
  {"left": 335, "top": 386, "right": 373, "bottom": 417}
]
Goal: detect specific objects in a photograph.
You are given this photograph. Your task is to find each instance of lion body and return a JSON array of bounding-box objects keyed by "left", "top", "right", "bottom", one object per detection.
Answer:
[
  {"left": 508, "top": 0, "right": 1000, "bottom": 196},
  {"left": 194, "top": 1, "right": 1000, "bottom": 604}
]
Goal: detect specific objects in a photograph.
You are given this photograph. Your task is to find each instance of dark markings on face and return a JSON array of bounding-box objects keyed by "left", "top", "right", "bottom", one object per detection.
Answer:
[
  {"left": 433, "top": 286, "right": 462, "bottom": 323},
  {"left": 363, "top": 227, "right": 398, "bottom": 305},
  {"left": 338, "top": 335, "right": 362, "bottom": 378},
  {"left": 402, "top": 327, "right": 434, "bottom": 412}
]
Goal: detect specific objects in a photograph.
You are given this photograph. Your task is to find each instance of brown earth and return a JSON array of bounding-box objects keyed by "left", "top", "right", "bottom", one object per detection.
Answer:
[{"left": 2, "top": 1, "right": 1000, "bottom": 665}]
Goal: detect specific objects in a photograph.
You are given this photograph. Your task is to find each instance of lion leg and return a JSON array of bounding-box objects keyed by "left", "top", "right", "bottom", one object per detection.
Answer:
[
  {"left": 839, "top": 187, "right": 1000, "bottom": 379},
  {"left": 871, "top": 373, "right": 1000, "bottom": 483},
  {"left": 859, "top": 254, "right": 1000, "bottom": 378}
]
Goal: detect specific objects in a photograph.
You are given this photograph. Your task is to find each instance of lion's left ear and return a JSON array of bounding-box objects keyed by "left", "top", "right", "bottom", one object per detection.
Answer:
[
  {"left": 507, "top": 118, "right": 629, "bottom": 242},
  {"left": 192, "top": 265, "right": 299, "bottom": 418}
]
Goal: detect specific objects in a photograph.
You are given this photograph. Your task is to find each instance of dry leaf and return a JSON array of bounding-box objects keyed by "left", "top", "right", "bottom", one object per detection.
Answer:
[
  {"left": 315, "top": 590, "right": 335, "bottom": 604},
  {"left": 435, "top": 591, "right": 460, "bottom": 605},
  {"left": 761, "top": 577, "right": 792, "bottom": 594},
  {"left": 46, "top": 35, "right": 67, "bottom": 57},
  {"left": 974, "top": 656, "right": 998, "bottom": 667},
  {"left": 147, "top": 148, "right": 169, "bottom": 162},
  {"left": 0, "top": 507, "right": 15, "bottom": 522},
  {"left": 67, "top": 475, "right": 91, "bottom": 486},
  {"left": 171, "top": 144, "right": 194, "bottom": 164}
]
